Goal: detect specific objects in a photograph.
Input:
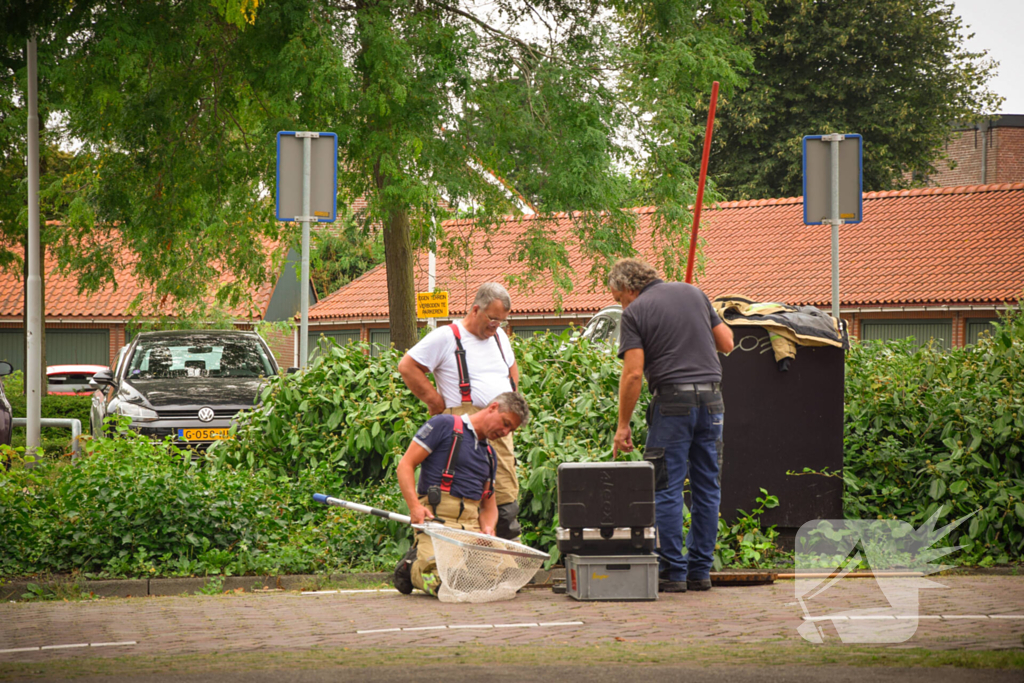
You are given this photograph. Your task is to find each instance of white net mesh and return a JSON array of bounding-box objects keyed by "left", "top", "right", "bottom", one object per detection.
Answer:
[{"left": 419, "top": 525, "right": 549, "bottom": 604}]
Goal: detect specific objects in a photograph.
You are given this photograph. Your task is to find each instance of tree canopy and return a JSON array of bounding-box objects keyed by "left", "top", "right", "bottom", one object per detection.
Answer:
[
  {"left": 3, "top": 0, "right": 763, "bottom": 349},
  {"left": 707, "top": 0, "right": 1001, "bottom": 200}
]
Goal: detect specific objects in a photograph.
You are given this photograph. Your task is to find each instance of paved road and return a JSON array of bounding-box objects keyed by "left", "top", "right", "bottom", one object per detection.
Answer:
[{"left": 1, "top": 576, "right": 1022, "bottom": 680}]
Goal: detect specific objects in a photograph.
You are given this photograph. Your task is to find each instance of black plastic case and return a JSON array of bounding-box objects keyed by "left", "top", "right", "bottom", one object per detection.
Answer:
[
  {"left": 557, "top": 462, "right": 656, "bottom": 529},
  {"left": 556, "top": 526, "right": 657, "bottom": 555}
]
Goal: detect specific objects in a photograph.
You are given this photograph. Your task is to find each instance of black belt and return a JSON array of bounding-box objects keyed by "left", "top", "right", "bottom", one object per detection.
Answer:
[{"left": 653, "top": 382, "right": 721, "bottom": 396}]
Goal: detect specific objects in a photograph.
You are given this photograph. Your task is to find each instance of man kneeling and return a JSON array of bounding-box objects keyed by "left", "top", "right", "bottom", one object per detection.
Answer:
[{"left": 394, "top": 392, "right": 531, "bottom": 596}]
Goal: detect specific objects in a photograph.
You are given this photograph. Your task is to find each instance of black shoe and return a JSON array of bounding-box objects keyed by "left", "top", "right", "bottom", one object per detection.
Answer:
[
  {"left": 658, "top": 579, "right": 687, "bottom": 593},
  {"left": 687, "top": 578, "right": 712, "bottom": 592},
  {"left": 393, "top": 546, "right": 417, "bottom": 595}
]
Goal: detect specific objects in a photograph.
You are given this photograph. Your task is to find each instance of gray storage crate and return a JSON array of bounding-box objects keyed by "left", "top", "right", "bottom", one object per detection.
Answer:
[{"left": 565, "top": 553, "right": 658, "bottom": 601}]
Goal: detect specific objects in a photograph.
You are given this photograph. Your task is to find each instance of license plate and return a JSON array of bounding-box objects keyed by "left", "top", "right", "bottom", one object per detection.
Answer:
[{"left": 177, "top": 428, "right": 232, "bottom": 441}]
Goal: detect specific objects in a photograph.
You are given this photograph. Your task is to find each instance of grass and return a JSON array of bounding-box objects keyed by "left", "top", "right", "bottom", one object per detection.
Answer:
[{"left": 2, "top": 642, "right": 1022, "bottom": 680}]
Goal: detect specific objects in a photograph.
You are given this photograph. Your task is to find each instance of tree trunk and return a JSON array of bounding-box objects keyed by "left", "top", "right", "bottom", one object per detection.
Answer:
[{"left": 383, "top": 207, "right": 417, "bottom": 352}]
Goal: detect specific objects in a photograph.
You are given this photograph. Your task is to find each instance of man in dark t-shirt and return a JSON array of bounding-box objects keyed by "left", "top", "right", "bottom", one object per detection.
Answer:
[
  {"left": 609, "top": 258, "right": 734, "bottom": 593},
  {"left": 393, "top": 391, "right": 531, "bottom": 596}
]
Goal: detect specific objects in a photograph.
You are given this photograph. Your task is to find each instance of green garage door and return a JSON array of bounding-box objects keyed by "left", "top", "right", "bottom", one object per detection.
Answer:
[
  {"left": 512, "top": 325, "right": 570, "bottom": 339},
  {"left": 860, "top": 320, "right": 952, "bottom": 351},
  {"left": 308, "top": 330, "right": 361, "bottom": 361},
  {"left": 369, "top": 329, "right": 391, "bottom": 357},
  {"left": 966, "top": 319, "right": 998, "bottom": 346},
  {"left": 0, "top": 330, "right": 24, "bottom": 372},
  {"left": 0, "top": 328, "right": 109, "bottom": 371},
  {"left": 47, "top": 329, "right": 110, "bottom": 366}
]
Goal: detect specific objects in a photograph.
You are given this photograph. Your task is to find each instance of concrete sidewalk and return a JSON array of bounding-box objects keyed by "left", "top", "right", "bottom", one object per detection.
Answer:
[{"left": 1, "top": 575, "right": 1022, "bottom": 665}]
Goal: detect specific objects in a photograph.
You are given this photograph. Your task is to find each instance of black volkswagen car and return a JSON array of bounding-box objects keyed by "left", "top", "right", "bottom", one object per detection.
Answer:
[{"left": 90, "top": 330, "right": 280, "bottom": 450}]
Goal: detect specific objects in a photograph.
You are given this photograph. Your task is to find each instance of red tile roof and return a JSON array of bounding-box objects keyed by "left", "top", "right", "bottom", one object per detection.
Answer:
[
  {"left": 306, "top": 182, "right": 1024, "bottom": 320},
  {"left": 0, "top": 240, "right": 283, "bottom": 320}
]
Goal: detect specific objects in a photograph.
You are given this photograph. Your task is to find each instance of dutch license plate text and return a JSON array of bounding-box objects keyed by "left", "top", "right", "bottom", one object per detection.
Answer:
[{"left": 178, "top": 428, "right": 232, "bottom": 441}]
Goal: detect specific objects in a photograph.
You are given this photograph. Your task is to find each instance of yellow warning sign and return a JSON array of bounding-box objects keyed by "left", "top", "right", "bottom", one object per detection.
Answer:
[{"left": 417, "top": 291, "right": 449, "bottom": 318}]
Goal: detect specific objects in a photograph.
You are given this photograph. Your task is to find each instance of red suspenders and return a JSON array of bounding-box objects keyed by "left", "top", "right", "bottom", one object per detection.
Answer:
[
  {"left": 449, "top": 323, "right": 516, "bottom": 401},
  {"left": 438, "top": 415, "right": 496, "bottom": 499},
  {"left": 450, "top": 324, "right": 473, "bottom": 404}
]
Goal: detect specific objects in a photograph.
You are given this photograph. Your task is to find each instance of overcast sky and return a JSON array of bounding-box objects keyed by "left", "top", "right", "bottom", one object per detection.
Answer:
[{"left": 953, "top": 0, "right": 1023, "bottom": 114}]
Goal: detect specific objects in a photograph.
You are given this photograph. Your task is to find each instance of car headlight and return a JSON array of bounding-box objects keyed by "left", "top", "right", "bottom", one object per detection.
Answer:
[
  {"left": 115, "top": 383, "right": 157, "bottom": 422},
  {"left": 116, "top": 401, "right": 158, "bottom": 422}
]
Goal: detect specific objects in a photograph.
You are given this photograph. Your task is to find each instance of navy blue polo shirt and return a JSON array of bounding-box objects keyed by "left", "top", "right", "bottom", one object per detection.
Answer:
[{"left": 412, "top": 414, "right": 495, "bottom": 501}]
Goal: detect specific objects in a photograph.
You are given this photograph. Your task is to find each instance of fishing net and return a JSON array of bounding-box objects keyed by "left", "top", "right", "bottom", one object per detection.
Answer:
[{"left": 417, "top": 524, "right": 550, "bottom": 604}]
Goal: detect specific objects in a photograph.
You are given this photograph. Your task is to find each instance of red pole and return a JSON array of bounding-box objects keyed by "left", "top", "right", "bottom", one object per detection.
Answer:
[{"left": 684, "top": 81, "right": 720, "bottom": 284}]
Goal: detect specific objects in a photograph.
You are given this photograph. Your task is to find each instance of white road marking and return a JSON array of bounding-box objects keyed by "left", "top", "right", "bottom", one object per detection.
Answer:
[
  {"left": 40, "top": 643, "right": 89, "bottom": 650},
  {"left": 848, "top": 616, "right": 895, "bottom": 620},
  {"left": 403, "top": 626, "right": 448, "bottom": 631},
  {"left": 90, "top": 641, "right": 137, "bottom": 648},
  {"left": 941, "top": 615, "right": 989, "bottom": 619},
  {"left": 990, "top": 615, "right": 1024, "bottom": 619},
  {"left": 803, "top": 615, "right": 1008, "bottom": 621},
  {"left": 0, "top": 647, "right": 40, "bottom": 654},
  {"left": 1, "top": 641, "right": 137, "bottom": 655},
  {"left": 353, "top": 621, "right": 585, "bottom": 635}
]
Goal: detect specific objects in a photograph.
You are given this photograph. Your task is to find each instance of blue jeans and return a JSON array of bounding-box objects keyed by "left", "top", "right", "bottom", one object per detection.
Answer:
[{"left": 644, "top": 387, "right": 724, "bottom": 582}]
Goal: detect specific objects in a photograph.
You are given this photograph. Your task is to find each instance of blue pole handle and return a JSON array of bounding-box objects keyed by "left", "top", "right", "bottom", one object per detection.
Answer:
[{"left": 313, "top": 493, "right": 328, "bottom": 504}]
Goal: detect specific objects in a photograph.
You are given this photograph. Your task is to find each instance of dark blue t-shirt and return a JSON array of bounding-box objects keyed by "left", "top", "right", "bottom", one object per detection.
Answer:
[
  {"left": 412, "top": 414, "right": 495, "bottom": 501},
  {"left": 618, "top": 280, "right": 724, "bottom": 390}
]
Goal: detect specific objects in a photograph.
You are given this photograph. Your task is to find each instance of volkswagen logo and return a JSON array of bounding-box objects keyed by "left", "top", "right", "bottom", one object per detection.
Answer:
[{"left": 197, "top": 407, "right": 215, "bottom": 423}]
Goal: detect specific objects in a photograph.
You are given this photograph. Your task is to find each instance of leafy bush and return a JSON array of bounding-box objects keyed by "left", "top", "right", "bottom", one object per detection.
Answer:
[
  {"left": 210, "top": 342, "right": 428, "bottom": 481},
  {"left": 0, "top": 422, "right": 408, "bottom": 578},
  {"left": 842, "top": 308, "right": 1024, "bottom": 564}
]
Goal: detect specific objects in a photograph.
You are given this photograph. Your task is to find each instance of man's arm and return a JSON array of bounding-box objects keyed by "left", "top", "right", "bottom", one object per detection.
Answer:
[
  {"left": 509, "top": 361, "right": 520, "bottom": 389},
  {"left": 398, "top": 353, "right": 446, "bottom": 416},
  {"left": 712, "top": 322, "right": 734, "bottom": 354},
  {"left": 478, "top": 494, "right": 498, "bottom": 536},
  {"left": 396, "top": 442, "right": 435, "bottom": 524},
  {"left": 613, "top": 347, "right": 645, "bottom": 458}
]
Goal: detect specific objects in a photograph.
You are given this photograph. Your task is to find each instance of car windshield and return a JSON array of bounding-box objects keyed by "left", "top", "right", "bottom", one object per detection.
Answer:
[{"left": 127, "top": 337, "right": 274, "bottom": 380}]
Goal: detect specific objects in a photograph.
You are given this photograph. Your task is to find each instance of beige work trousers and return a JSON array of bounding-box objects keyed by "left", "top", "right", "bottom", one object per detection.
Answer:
[
  {"left": 444, "top": 404, "right": 518, "bottom": 505},
  {"left": 411, "top": 492, "right": 481, "bottom": 593}
]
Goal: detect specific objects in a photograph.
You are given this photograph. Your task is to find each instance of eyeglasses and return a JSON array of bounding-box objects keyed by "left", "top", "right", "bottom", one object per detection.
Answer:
[{"left": 484, "top": 313, "right": 507, "bottom": 328}]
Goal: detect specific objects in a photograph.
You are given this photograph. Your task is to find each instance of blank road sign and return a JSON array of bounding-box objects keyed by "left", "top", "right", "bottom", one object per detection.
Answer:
[
  {"left": 803, "top": 134, "right": 863, "bottom": 225},
  {"left": 276, "top": 132, "right": 338, "bottom": 222}
]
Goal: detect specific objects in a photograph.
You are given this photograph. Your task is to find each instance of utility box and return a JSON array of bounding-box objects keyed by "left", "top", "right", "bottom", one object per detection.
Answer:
[
  {"left": 565, "top": 554, "right": 659, "bottom": 602},
  {"left": 719, "top": 326, "right": 845, "bottom": 541}
]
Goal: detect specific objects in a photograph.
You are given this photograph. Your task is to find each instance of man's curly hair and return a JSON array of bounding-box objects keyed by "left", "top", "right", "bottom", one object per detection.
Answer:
[{"left": 607, "top": 258, "right": 658, "bottom": 293}]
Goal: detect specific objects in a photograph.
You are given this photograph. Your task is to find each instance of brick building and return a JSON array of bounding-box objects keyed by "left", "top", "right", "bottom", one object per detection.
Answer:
[
  {"left": 305, "top": 183, "right": 1024, "bottom": 355},
  {"left": 0, "top": 245, "right": 315, "bottom": 372},
  {"left": 925, "top": 114, "right": 1024, "bottom": 187}
]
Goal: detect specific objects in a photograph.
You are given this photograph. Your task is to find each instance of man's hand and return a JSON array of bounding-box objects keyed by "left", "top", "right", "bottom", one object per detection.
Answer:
[
  {"left": 613, "top": 425, "right": 634, "bottom": 459},
  {"left": 481, "top": 524, "right": 496, "bottom": 536},
  {"left": 409, "top": 503, "right": 435, "bottom": 525}
]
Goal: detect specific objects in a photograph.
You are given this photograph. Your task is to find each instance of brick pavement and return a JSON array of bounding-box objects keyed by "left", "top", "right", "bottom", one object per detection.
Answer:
[{"left": 0, "top": 576, "right": 1022, "bottom": 663}]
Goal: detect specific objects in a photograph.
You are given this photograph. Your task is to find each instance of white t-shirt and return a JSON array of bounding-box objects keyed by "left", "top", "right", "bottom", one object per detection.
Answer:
[{"left": 407, "top": 322, "right": 516, "bottom": 409}]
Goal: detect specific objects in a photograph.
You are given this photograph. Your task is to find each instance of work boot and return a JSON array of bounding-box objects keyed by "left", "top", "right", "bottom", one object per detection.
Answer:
[
  {"left": 393, "top": 545, "right": 417, "bottom": 595},
  {"left": 687, "top": 578, "right": 712, "bottom": 592},
  {"left": 659, "top": 579, "right": 687, "bottom": 593}
]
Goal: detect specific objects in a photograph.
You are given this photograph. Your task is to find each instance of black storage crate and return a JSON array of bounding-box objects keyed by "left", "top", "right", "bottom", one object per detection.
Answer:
[{"left": 557, "top": 462, "right": 656, "bottom": 529}]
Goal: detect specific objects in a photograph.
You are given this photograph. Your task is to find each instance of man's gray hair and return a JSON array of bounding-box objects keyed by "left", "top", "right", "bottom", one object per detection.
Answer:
[
  {"left": 473, "top": 282, "right": 512, "bottom": 311},
  {"left": 491, "top": 391, "right": 531, "bottom": 427},
  {"left": 607, "top": 258, "right": 658, "bottom": 293}
]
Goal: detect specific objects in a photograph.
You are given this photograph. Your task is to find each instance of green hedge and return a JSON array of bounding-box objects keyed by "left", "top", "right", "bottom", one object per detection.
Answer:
[
  {"left": 4, "top": 372, "right": 92, "bottom": 458},
  {"left": 2, "top": 309, "right": 1022, "bottom": 580}
]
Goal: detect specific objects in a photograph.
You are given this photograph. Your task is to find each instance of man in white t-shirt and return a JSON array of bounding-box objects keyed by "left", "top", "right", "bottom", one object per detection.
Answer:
[{"left": 398, "top": 282, "right": 524, "bottom": 539}]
